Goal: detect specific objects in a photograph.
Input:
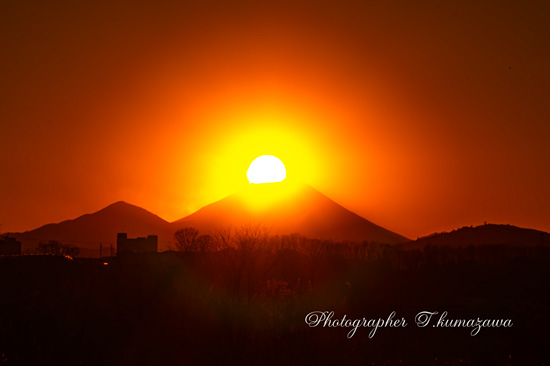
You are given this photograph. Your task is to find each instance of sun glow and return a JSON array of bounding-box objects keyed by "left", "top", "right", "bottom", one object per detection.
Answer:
[
  {"left": 242, "top": 155, "right": 302, "bottom": 211},
  {"left": 168, "top": 99, "right": 338, "bottom": 218},
  {"left": 247, "top": 155, "right": 287, "bottom": 184}
]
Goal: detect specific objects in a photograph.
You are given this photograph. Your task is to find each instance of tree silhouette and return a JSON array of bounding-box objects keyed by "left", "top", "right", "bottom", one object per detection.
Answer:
[
  {"left": 36, "top": 240, "right": 80, "bottom": 257},
  {"left": 174, "top": 227, "right": 200, "bottom": 252},
  {"left": 196, "top": 234, "right": 214, "bottom": 252}
]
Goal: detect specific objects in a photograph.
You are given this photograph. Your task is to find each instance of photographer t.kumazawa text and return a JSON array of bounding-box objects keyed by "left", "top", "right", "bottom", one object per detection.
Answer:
[{"left": 304, "top": 311, "right": 513, "bottom": 338}]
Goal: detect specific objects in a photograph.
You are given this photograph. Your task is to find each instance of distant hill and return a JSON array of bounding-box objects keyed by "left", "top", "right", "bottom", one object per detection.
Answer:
[
  {"left": 12, "top": 201, "right": 175, "bottom": 254},
  {"left": 407, "top": 224, "right": 550, "bottom": 249},
  {"left": 174, "top": 182, "right": 409, "bottom": 244}
]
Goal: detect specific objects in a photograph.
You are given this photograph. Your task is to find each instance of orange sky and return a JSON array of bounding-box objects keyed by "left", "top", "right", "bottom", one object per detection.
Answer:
[{"left": 1, "top": 0, "right": 549, "bottom": 238}]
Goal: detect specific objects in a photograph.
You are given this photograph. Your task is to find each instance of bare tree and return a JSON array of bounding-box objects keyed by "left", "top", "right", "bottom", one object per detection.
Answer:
[
  {"left": 196, "top": 234, "right": 214, "bottom": 252},
  {"left": 213, "top": 226, "right": 233, "bottom": 250},
  {"left": 234, "top": 224, "right": 270, "bottom": 252},
  {"left": 36, "top": 240, "right": 80, "bottom": 257},
  {"left": 174, "top": 227, "right": 200, "bottom": 252}
]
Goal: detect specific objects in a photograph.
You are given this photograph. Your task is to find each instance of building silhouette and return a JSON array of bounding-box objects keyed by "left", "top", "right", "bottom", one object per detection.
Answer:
[
  {"left": 116, "top": 233, "right": 158, "bottom": 255},
  {"left": 0, "top": 237, "right": 22, "bottom": 256}
]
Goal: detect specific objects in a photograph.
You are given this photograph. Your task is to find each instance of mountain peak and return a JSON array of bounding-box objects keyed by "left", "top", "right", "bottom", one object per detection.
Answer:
[
  {"left": 175, "top": 181, "right": 409, "bottom": 244},
  {"left": 14, "top": 201, "right": 174, "bottom": 252},
  {"left": 109, "top": 200, "right": 131, "bottom": 206},
  {"left": 101, "top": 200, "right": 140, "bottom": 211}
]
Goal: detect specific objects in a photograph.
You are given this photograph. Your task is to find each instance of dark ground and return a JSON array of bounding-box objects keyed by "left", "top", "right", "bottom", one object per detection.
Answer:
[{"left": 0, "top": 243, "right": 548, "bottom": 365}]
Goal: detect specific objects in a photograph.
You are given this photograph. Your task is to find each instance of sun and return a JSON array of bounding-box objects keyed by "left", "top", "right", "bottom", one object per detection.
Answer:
[{"left": 247, "top": 155, "right": 287, "bottom": 184}]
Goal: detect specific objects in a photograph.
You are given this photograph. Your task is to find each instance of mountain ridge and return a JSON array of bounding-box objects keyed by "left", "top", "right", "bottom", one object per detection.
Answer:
[
  {"left": 10, "top": 187, "right": 549, "bottom": 255},
  {"left": 10, "top": 184, "right": 410, "bottom": 251}
]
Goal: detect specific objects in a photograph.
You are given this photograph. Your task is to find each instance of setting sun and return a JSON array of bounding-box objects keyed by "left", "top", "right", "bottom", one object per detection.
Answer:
[{"left": 247, "top": 155, "right": 287, "bottom": 184}]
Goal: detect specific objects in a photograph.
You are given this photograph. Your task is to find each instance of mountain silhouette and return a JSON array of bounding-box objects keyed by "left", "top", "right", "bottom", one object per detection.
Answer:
[
  {"left": 174, "top": 182, "right": 409, "bottom": 244},
  {"left": 11, "top": 184, "right": 409, "bottom": 254},
  {"left": 12, "top": 201, "right": 174, "bottom": 254},
  {"left": 408, "top": 223, "right": 550, "bottom": 248},
  {"left": 10, "top": 190, "right": 550, "bottom": 256}
]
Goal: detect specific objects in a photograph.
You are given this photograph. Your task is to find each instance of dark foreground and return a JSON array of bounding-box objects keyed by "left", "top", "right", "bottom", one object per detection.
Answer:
[{"left": 0, "top": 243, "right": 548, "bottom": 365}]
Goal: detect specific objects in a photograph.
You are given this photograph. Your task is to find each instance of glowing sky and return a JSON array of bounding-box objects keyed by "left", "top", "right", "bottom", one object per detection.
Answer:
[{"left": 1, "top": 0, "right": 549, "bottom": 238}]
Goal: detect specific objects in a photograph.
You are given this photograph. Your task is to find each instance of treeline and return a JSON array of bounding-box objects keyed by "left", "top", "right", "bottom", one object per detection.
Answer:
[
  {"left": 171, "top": 225, "right": 550, "bottom": 269},
  {"left": 24, "top": 239, "right": 80, "bottom": 257}
]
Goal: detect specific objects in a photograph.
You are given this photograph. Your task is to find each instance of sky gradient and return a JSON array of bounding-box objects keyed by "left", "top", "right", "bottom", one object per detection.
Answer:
[{"left": 1, "top": 0, "right": 549, "bottom": 238}]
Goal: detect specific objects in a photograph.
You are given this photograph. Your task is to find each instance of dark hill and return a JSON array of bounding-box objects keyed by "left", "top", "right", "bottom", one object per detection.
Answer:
[
  {"left": 12, "top": 201, "right": 174, "bottom": 253},
  {"left": 408, "top": 224, "right": 550, "bottom": 249}
]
